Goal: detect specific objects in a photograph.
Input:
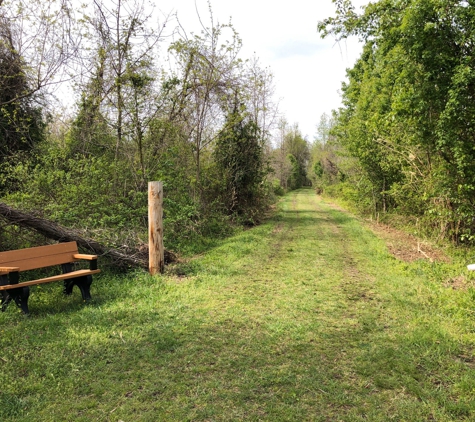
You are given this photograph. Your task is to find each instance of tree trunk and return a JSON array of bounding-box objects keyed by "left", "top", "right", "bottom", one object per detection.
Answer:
[{"left": 0, "top": 202, "right": 175, "bottom": 269}]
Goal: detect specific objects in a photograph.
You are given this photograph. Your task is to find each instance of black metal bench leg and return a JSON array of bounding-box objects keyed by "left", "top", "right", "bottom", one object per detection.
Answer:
[
  {"left": 63, "top": 279, "right": 75, "bottom": 296},
  {"left": 62, "top": 273, "right": 93, "bottom": 301},
  {"left": 1, "top": 275, "right": 10, "bottom": 312},
  {"left": 75, "top": 275, "right": 92, "bottom": 301},
  {"left": 0, "top": 275, "right": 25, "bottom": 313},
  {"left": 62, "top": 263, "right": 93, "bottom": 300},
  {"left": 8, "top": 286, "right": 30, "bottom": 315},
  {"left": 62, "top": 263, "right": 74, "bottom": 296}
]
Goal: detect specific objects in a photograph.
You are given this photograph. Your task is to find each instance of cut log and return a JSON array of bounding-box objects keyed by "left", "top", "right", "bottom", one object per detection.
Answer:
[{"left": 0, "top": 202, "right": 172, "bottom": 270}]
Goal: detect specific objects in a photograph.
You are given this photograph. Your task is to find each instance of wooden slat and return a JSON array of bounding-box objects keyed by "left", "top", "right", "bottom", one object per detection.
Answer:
[
  {"left": 0, "top": 242, "right": 79, "bottom": 271},
  {"left": 0, "top": 269, "right": 101, "bottom": 290},
  {"left": 73, "top": 254, "right": 97, "bottom": 260},
  {"left": 0, "top": 242, "right": 78, "bottom": 262}
]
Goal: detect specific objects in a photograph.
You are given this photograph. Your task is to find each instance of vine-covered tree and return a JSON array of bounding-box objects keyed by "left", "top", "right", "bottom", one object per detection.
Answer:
[
  {"left": 169, "top": 17, "right": 244, "bottom": 186},
  {"left": 0, "top": 16, "right": 44, "bottom": 161},
  {"left": 0, "top": 0, "right": 78, "bottom": 107},
  {"left": 214, "top": 104, "right": 266, "bottom": 220}
]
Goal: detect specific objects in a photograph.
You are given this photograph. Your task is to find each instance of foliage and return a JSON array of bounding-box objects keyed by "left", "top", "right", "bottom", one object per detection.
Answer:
[
  {"left": 0, "top": 0, "right": 283, "bottom": 258},
  {"left": 309, "top": 112, "right": 348, "bottom": 194},
  {"left": 0, "top": 18, "right": 45, "bottom": 164},
  {"left": 213, "top": 108, "right": 267, "bottom": 221},
  {"left": 271, "top": 120, "right": 310, "bottom": 191},
  {"left": 319, "top": 0, "right": 475, "bottom": 243},
  {"left": 168, "top": 17, "right": 245, "bottom": 186}
]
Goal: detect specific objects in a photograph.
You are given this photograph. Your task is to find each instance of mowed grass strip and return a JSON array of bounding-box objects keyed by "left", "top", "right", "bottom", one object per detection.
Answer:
[{"left": 2, "top": 188, "right": 475, "bottom": 421}]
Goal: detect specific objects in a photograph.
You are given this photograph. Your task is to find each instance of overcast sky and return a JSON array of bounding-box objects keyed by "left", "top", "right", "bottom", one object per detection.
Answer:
[{"left": 158, "top": 0, "right": 368, "bottom": 141}]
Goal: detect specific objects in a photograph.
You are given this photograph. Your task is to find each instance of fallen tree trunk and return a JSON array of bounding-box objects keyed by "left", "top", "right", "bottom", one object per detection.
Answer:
[{"left": 0, "top": 202, "right": 158, "bottom": 269}]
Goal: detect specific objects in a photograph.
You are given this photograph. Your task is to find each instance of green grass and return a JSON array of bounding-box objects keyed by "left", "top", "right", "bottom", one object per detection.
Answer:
[{"left": 2, "top": 188, "right": 475, "bottom": 421}]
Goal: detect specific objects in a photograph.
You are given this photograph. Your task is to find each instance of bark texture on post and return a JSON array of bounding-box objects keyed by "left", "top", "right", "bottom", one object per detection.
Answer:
[{"left": 148, "top": 181, "right": 164, "bottom": 275}]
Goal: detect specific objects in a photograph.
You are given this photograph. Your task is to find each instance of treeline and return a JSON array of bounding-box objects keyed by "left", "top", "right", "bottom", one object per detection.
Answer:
[
  {"left": 315, "top": 0, "right": 475, "bottom": 243},
  {"left": 0, "top": 0, "right": 311, "bottom": 255}
]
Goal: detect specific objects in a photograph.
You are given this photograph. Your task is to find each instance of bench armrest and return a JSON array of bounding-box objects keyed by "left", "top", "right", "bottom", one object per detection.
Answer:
[
  {"left": 73, "top": 254, "right": 98, "bottom": 271},
  {"left": 73, "top": 254, "right": 98, "bottom": 260},
  {"left": 0, "top": 266, "right": 20, "bottom": 273}
]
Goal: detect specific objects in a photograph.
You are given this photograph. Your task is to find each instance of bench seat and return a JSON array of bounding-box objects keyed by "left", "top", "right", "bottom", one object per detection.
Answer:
[{"left": 0, "top": 269, "right": 100, "bottom": 290}]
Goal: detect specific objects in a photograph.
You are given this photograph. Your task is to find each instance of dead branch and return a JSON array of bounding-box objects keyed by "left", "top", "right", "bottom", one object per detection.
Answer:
[{"left": 0, "top": 202, "right": 158, "bottom": 269}]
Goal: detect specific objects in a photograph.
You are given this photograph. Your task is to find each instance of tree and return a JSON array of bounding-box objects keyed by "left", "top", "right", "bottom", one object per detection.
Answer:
[
  {"left": 270, "top": 120, "right": 310, "bottom": 191},
  {"left": 273, "top": 117, "right": 291, "bottom": 189},
  {"left": 214, "top": 106, "right": 265, "bottom": 219},
  {"left": 243, "top": 56, "right": 279, "bottom": 144},
  {"left": 0, "top": 0, "right": 79, "bottom": 107},
  {"left": 0, "top": 18, "right": 45, "bottom": 159},
  {"left": 319, "top": 0, "right": 475, "bottom": 240},
  {"left": 67, "top": 48, "right": 113, "bottom": 158},
  {"left": 169, "top": 11, "right": 244, "bottom": 186},
  {"left": 70, "top": 0, "right": 170, "bottom": 189},
  {"left": 310, "top": 112, "right": 343, "bottom": 189},
  {"left": 315, "top": 112, "right": 333, "bottom": 149},
  {"left": 0, "top": 0, "right": 79, "bottom": 160},
  {"left": 284, "top": 124, "right": 310, "bottom": 189}
]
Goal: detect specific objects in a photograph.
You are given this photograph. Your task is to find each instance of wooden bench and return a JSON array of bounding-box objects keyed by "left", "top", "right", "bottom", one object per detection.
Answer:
[{"left": 0, "top": 241, "right": 100, "bottom": 314}]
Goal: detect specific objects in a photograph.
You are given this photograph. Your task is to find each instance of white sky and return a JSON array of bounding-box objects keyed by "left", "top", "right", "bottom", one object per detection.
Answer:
[{"left": 158, "top": 0, "right": 368, "bottom": 141}]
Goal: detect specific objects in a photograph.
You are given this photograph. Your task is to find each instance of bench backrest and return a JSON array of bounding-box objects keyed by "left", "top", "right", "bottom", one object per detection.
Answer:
[{"left": 0, "top": 242, "right": 80, "bottom": 272}]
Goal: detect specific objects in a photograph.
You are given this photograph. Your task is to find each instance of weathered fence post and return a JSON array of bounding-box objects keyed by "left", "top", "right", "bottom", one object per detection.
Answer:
[{"left": 148, "top": 181, "right": 164, "bottom": 275}]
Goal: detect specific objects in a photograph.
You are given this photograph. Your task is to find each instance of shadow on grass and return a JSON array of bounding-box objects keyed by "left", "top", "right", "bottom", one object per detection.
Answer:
[
  {"left": 3, "top": 280, "right": 474, "bottom": 421},
  {"left": 1, "top": 304, "right": 359, "bottom": 420}
]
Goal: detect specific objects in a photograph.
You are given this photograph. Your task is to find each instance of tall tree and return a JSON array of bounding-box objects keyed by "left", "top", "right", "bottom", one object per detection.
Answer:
[
  {"left": 271, "top": 121, "right": 310, "bottom": 191},
  {"left": 310, "top": 112, "right": 343, "bottom": 188},
  {"left": 284, "top": 124, "right": 310, "bottom": 190},
  {"left": 272, "top": 118, "right": 290, "bottom": 189},
  {"left": 315, "top": 112, "right": 333, "bottom": 149},
  {"left": 214, "top": 105, "right": 265, "bottom": 218},
  {"left": 169, "top": 12, "right": 244, "bottom": 186},
  {"left": 243, "top": 56, "right": 279, "bottom": 144},
  {"left": 0, "top": 0, "right": 78, "bottom": 107},
  {"left": 0, "top": 16, "right": 45, "bottom": 162},
  {"left": 79, "top": 0, "right": 168, "bottom": 159},
  {"left": 69, "top": 0, "right": 171, "bottom": 191}
]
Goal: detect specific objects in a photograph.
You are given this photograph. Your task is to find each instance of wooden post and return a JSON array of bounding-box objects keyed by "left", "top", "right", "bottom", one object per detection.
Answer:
[{"left": 148, "top": 181, "right": 164, "bottom": 275}]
